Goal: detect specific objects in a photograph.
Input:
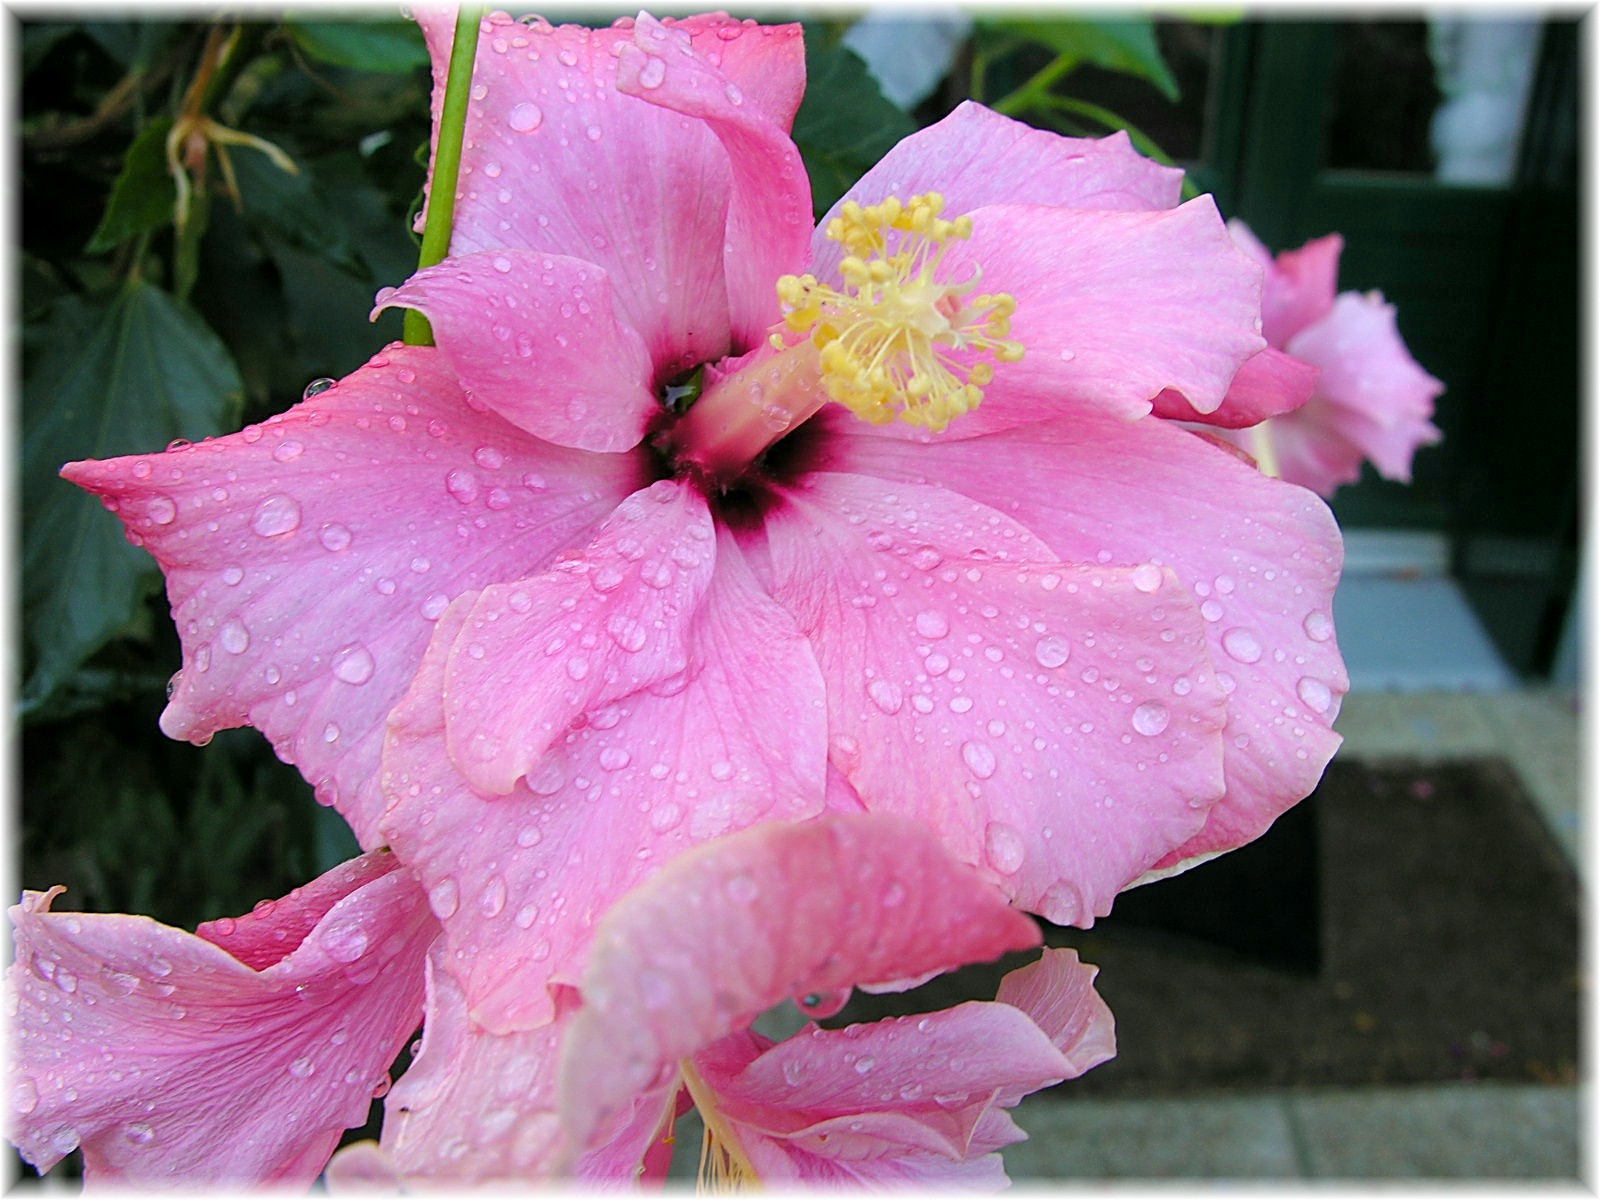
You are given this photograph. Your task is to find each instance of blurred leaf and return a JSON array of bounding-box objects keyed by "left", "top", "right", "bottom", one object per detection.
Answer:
[
  {"left": 22, "top": 283, "right": 243, "bottom": 713},
  {"left": 983, "top": 16, "right": 1181, "bottom": 101},
  {"left": 230, "top": 141, "right": 364, "bottom": 273},
  {"left": 87, "top": 116, "right": 176, "bottom": 253},
  {"left": 792, "top": 27, "right": 915, "bottom": 217},
  {"left": 285, "top": 18, "right": 430, "bottom": 74},
  {"left": 83, "top": 21, "right": 182, "bottom": 71},
  {"left": 22, "top": 24, "right": 80, "bottom": 75}
]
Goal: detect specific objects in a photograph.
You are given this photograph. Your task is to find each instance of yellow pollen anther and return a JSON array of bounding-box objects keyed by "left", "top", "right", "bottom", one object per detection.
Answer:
[{"left": 773, "top": 192, "right": 1024, "bottom": 432}]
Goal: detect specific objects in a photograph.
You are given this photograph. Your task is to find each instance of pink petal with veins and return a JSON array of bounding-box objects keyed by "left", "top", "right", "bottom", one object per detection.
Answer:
[
  {"left": 558, "top": 814, "right": 1040, "bottom": 1156},
  {"left": 762, "top": 471, "right": 1226, "bottom": 924},
  {"left": 62, "top": 345, "right": 644, "bottom": 846},
  {"left": 438, "top": 479, "right": 716, "bottom": 797},
  {"left": 820, "top": 410, "right": 1346, "bottom": 876},
  {"left": 377, "top": 251, "right": 657, "bottom": 453},
  {"left": 8, "top": 852, "right": 435, "bottom": 1188},
  {"left": 380, "top": 527, "right": 827, "bottom": 1033}
]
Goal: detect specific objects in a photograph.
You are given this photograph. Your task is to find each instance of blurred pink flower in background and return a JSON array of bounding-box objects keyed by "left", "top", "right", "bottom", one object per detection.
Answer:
[{"left": 1225, "top": 221, "right": 1444, "bottom": 497}]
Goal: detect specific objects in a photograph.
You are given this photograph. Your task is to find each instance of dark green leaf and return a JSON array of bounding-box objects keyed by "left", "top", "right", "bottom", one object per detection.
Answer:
[
  {"left": 982, "top": 16, "right": 1181, "bottom": 101},
  {"left": 285, "top": 18, "right": 430, "bottom": 74},
  {"left": 230, "top": 141, "right": 364, "bottom": 273},
  {"left": 86, "top": 116, "right": 177, "bottom": 253},
  {"left": 792, "top": 27, "right": 916, "bottom": 218},
  {"left": 22, "top": 283, "right": 243, "bottom": 712}
]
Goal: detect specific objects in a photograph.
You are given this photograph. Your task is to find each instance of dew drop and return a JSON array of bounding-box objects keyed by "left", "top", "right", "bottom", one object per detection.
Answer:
[
  {"left": 1132, "top": 701, "right": 1171, "bottom": 736},
  {"left": 1131, "top": 563, "right": 1164, "bottom": 593},
  {"left": 319, "top": 522, "right": 352, "bottom": 552},
  {"left": 797, "top": 987, "right": 851, "bottom": 1018},
  {"left": 251, "top": 494, "right": 302, "bottom": 538},
  {"left": 508, "top": 102, "right": 543, "bottom": 132},
  {"left": 867, "top": 678, "right": 904, "bottom": 715},
  {"left": 1221, "top": 627, "right": 1264, "bottom": 664},
  {"left": 914, "top": 610, "right": 950, "bottom": 640},
  {"left": 146, "top": 495, "right": 177, "bottom": 526},
  {"left": 636, "top": 54, "right": 667, "bottom": 88},
  {"left": 288, "top": 1057, "right": 315, "bottom": 1079},
  {"left": 428, "top": 878, "right": 460, "bottom": 919},
  {"left": 332, "top": 645, "right": 376, "bottom": 685},
  {"left": 1296, "top": 676, "right": 1333, "bottom": 714},
  {"left": 480, "top": 875, "right": 508, "bottom": 918},
  {"left": 1201, "top": 599, "right": 1225, "bottom": 622},
  {"left": 984, "top": 821, "right": 1025, "bottom": 874},
  {"left": 302, "top": 377, "right": 335, "bottom": 399},
  {"left": 123, "top": 1122, "right": 155, "bottom": 1145},
  {"left": 219, "top": 620, "right": 250, "bottom": 655},
  {"left": 598, "top": 746, "right": 631, "bottom": 771},
  {"left": 445, "top": 468, "right": 480, "bottom": 504},
  {"left": 1033, "top": 634, "right": 1071, "bottom": 669},
  {"left": 1303, "top": 610, "right": 1334, "bottom": 642},
  {"left": 961, "top": 740, "right": 997, "bottom": 780},
  {"left": 272, "top": 439, "right": 305, "bottom": 463}
]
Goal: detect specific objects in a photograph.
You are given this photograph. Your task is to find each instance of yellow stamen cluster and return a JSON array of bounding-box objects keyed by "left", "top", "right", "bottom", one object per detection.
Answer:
[{"left": 774, "top": 193, "right": 1024, "bottom": 432}]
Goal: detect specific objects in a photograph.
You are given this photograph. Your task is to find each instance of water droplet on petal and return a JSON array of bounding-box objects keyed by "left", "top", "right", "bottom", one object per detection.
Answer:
[
  {"left": 319, "top": 523, "right": 352, "bottom": 552},
  {"left": 1033, "top": 634, "right": 1071, "bottom": 668},
  {"left": 961, "top": 740, "right": 997, "bottom": 780},
  {"left": 508, "top": 102, "right": 543, "bottom": 132},
  {"left": 914, "top": 610, "right": 950, "bottom": 639},
  {"left": 219, "top": 620, "right": 250, "bottom": 655},
  {"left": 12, "top": 1078, "right": 38, "bottom": 1116},
  {"left": 1132, "top": 701, "right": 1170, "bottom": 736},
  {"left": 1303, "top": 610, "right": 1334, "bottom": 642},
  {"left": 251, "top": 494, "right": 302, "bottom": 538},
  {"left": 984, "top": 821, "right": 1025, "bottom": 874},
  {"left": 1222, "top": 627, "right": 1264, "bottom": 664},
  {"left": 796, "top": 987, "right": 851, "bottom": 1019},
  {"left": 332, "top": 645, "right": 375, "bottom": 685},
  {"left": 272, "top": 440, "right": 305, "bottom": 463},
  {"left": 302, "top": 377, "right": 335, "bottom": 399},
  {"left": 1296, "top": 676, "right": 1333, "bottom": 714},
  {"left": 1131, "top": 563, "right": 1164, "bottom": 593},
  {"left": 288, "top": 1057, "right": 315, "bottom": 1079},
  {"left": 428, "top": 878, "right": 460, "bottom": 919},
  {"left": 146, "top": 495, "right": 177, "bottom": 526},
  {"left": 480, "top": 875, "right": 508, "bottom": 918},
  {"left": 867, "top": 678, "right": 904, "bottom": 715},
  {"left": 122, "top": 1122, "right": 155, "bottom": 1145},
  {"left": 636, "top": 54, "right": 666, "bottom": 88}
]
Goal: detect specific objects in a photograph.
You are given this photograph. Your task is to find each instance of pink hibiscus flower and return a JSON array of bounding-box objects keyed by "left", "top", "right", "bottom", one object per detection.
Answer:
[
  {"left": 328, "top": 814, "right": 1108, "bottom": 1188},
  {"left": 6, "top": 851, "right": 438, "bottom": 1188},
  {"left": 1222, "top": 221, "right": 1444, "bottom": 497},
  {"left": 61, "top": 9, "right": 1345, "bottom": 1055}
]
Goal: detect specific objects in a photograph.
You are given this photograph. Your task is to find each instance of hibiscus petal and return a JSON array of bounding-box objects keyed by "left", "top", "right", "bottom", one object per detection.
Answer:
[
  {"left": 817, "top": 197, "right": 1267, "bottom": 442},
  {"left": 617, "top": 13, "right": 813, "bottom": 348},
  {"left": 61, "top": 345, "right": 645, "bottom": 846},
  {"left": 376, "top": 251, "right": 657, "bottom": 453},
  {"left": 761, "top": 471, "right": 1227, "bottom": 924},
  {"left": 1229, "top": 221, "right": 1343, "bottom": 347},
  {"left": 703, "top": 1004, "right": 1069, "bottom": 1157},
  {"left": 7, "top": 852, "right": 435, "bottom": 1188},
  {"left": 381, "top": 526, "right": 828, "bottom": 1033},
  {"left": 1285, "top": 292, "right": 1445, "bottom": 477},
  {"left": 437, "top": 479, "right": 717, "bottom": 796},
  {"left": 993, "top": 948, "right": 1116, "bottom": 1085},
  {"left": 415, "top": 11, "right": 801, "bottom": 373},
  {"left": 558, "top": 813, "right": 1041, "bottom": 1157},
  {"left": 824, "top": 411, "right": 1347, "bottom": 873},
  {"left": 812, "top": 102, "right": 1181, "bottom": 281},
  {"left": 1151, "top": 347, "right": 1320, "bottom": 429}
]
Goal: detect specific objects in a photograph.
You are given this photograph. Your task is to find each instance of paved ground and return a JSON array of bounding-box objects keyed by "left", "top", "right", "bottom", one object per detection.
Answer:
[{"left": 1010, "top": 684, "right": 1583, "bottom": 1183}]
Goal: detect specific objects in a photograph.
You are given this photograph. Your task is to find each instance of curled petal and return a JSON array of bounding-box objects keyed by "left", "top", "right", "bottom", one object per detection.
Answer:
[
  {"left": 617, "top": 13, "right": 813, "bottom": 347},
  {"left": 7, "top": 852, "right": 436, "bottom": 1188},
  {"left": 380, "top": 527, "right": 828, "bottom": 1033},
  {"left": 438, "top": 479, "right": 717, "bottom": 797},
  {"left": 61, "top": 345, "right": 644, "bottom": 845},
  {"left": 558, "top": 814, "right": 1041, "bottom": 1157},
  {"left": 1152, "top": 347, "right": 1320, "bottom": 429},
  {"left": 377, "top": 252, "right": 657, "bottom": 453},
  {"left": 1229, "top": 221, "right": 1343, "bottom": 346},
  {"left": 415, "top": 10, "right": 804, "bottom": 372}
]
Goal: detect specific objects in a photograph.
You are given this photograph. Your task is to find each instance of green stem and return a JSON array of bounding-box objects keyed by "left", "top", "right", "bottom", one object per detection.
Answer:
[
  {"left": 991, "top": 51, "right": 1078, "bottom": 117},
  {"left": 403, "top": 5, "right": 485, "bottom": 347}
]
